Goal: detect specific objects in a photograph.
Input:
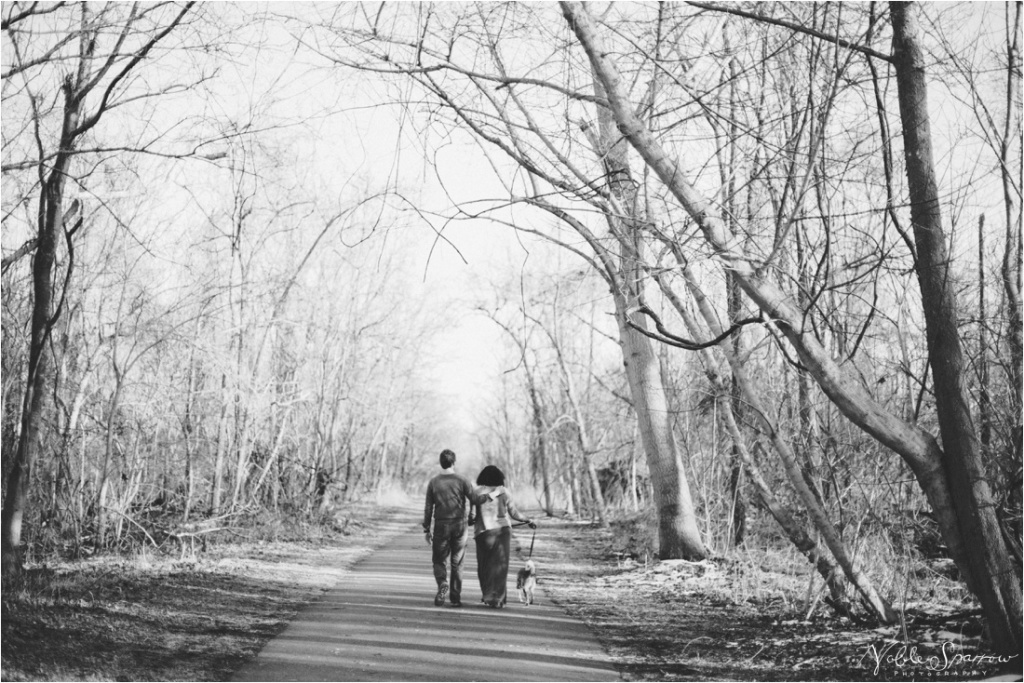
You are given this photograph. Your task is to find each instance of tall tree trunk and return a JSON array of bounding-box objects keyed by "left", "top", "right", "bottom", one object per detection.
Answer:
[
  {"left": 613, "top": 292, "right": 706, "bottom": 559},
  {"left": 591, "top": 69, "right": 706, "bottom": 560},
  {"left": 1002, "top": 0, "right": 1023, "bottom": 409},
  {"left": 1000, "top": 0, "right": 1023, "bottom": 498},
  {"left": 1, "top": 91, "right": 82, "bottom": 576},
  {"left": 890, "top": 2, "right": 1022, "bottom": 653}
]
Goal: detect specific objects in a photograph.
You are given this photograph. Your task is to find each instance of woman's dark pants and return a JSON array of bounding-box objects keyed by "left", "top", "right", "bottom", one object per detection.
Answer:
[{"left": 475, "top": 527, "right": 511, "bottom": 607}]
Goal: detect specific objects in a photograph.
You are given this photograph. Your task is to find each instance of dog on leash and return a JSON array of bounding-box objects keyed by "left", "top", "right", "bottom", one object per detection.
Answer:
[{"left": 516, "top": 559, "right": 537, "bottom": 606}]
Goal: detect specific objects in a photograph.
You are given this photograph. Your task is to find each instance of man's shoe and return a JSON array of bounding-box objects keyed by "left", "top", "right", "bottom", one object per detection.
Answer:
[
  {"left": 449, "top": 599, "right": 462, "bottom": 607},
  {"left": 434, "top": 585, "right": 448, "bottom": 606}
]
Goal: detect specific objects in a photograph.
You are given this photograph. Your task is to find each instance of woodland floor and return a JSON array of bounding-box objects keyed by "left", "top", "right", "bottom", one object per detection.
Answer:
[
  {"left": 1, "top": 501, "right": 1019, "bottom": 682},
  {"left": 532, "top": 514, "right": 1017, "bottom": 681}
]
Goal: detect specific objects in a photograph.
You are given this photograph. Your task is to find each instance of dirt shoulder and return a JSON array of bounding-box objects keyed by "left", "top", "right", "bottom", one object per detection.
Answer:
[{"left": 1, "top": 503, "right": 416, "bottom": 681}]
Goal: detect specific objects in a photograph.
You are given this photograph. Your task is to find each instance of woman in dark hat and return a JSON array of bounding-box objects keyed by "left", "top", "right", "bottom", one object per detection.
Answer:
[{"left": 471, "top": 465, "right": 536, "bottom": 608}]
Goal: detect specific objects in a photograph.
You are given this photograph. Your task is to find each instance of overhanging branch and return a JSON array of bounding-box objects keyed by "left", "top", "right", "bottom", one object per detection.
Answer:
[{"left": 628, "top": 303, "right": 763, "bottom": 351}]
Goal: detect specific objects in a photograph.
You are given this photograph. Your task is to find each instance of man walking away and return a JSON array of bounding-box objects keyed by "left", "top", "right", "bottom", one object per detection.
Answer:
[{"left": 423, "top": 449, "right": 500, "bottom": 607}]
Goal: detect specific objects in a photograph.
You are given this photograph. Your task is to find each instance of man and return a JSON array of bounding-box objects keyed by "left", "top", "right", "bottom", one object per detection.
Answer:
[{"left": 423, "top": 449, "right": 500, "bottom": 607}]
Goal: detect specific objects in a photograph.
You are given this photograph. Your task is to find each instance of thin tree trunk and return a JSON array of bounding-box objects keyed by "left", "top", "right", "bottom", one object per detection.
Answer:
[
  {"left": 250, "top": 411, "right": 289, "bottom": 504},
  {"left": 726, "top": 273, "right": 747, "bottom": 546},
  {"left": 182, "top": 323, "right": 200, "bottom": 521},
  {"left": 566, "top": 449, "right": 580, "bottom": 516},
  {"left": 0, "top": 88, "right": 82, "bottom": 577},
  {"left": 97, "top": 377, "right": 125, "bottom": 548},
  {"left": 978, "top": 214, "right": 992, "bottom": 453},
  {"left": 544, "top": 321, "right": 608, "bottom": 526},
  {"left": 527, "top": 375, "right": 553, "bottom": 514},
  {"left": 727, "top": 405, "right": 849, "bottom": 611},
  {"left": 629, "top": 433, "right": 640, "bottom": 512},
  {"left": 57, "top": 371, "right": 90, "bottom": 528},
  {"left": 210, "top": 373, "right": 229, "bottom": 515}
]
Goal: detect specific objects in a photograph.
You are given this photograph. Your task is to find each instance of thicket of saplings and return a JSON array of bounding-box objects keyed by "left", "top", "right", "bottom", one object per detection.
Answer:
[
  {"left": 5, "top": 427, "right": 430, "bottom": 566},
  {"left": 545, "top": 409, "right": 978, "bottom": 621}
]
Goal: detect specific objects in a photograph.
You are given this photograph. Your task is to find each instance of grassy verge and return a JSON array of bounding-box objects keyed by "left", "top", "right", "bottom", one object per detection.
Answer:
[{"left": 1, "top": 502, "right": 415, "bottom": 681}]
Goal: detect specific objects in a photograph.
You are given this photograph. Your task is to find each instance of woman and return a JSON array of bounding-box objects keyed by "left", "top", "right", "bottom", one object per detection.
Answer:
[{"left": 471, "top": 465, "right": 536, "bottom": 608}]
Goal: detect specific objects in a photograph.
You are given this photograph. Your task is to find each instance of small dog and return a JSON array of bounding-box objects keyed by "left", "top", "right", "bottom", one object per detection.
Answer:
[{"left": 516, "top": 559, "right": 537, "bottom": 606}]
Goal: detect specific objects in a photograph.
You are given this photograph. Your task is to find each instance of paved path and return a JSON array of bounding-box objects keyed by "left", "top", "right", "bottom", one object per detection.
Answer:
[{"left": 232, "top": 511, "right": 620, "bottom": 682}]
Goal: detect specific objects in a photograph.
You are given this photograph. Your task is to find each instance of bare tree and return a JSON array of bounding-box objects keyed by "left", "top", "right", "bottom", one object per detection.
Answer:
[
  {"left": 1, "top": 1, "right": 194, "bottom": 576},
  {"left": 561, "top": 0, "right": 1020, "bottom": 651}
]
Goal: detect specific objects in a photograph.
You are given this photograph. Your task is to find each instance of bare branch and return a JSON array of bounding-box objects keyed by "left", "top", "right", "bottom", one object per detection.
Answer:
[
  {"left": 628, "top": 303, "right": 763, "bottom": 352},
  {"left": 1, "top": 238, "right": 37, "bottom": 272},
  {"left": 686, "top": 1, "right": 893, "bottom": 63},
  {"left": 1, "top": 1, "right": 67, "bottom": 31}
]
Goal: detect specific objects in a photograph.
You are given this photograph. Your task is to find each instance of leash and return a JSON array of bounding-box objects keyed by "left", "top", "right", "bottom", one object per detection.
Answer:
[{"left": 512, "top": 521, "right": 536, "bottom": 559}]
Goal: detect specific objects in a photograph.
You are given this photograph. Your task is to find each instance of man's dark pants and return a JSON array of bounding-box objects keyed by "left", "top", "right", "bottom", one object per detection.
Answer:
[{"left": 431, "top": 519, "right": 468, "bottom": 603}]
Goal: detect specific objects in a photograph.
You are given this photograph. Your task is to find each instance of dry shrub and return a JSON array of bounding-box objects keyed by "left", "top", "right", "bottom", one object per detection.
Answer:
[{"left": 600, "top": 500, "right": 977, "bottom": 624}]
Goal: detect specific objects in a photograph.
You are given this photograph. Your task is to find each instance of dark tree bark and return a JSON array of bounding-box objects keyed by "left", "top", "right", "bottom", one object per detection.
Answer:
[
  {"left": 1000, "top": 0, "right": 1023, "bottom": 488},
  {"left": 978, "top": 214, "right": 992, "bottom": 453},
  {"left": 1, "top": 3, "right": 194, "bottom": 576},
  {"left": 726, "top": 273, "right": 747, "bottom": 547},
  {"left": 890, "top": 1, "right": 1022, "bottom": 654},
  {"left": 1, "top": 140, "right": 69, "bottom": 577}
]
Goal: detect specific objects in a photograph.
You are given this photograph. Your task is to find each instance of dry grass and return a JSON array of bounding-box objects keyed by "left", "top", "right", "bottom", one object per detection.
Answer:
[
  {"left": 1, "top": 502, "right": 414, "bottom": 681},
  {"left": 526, "top": 512, "right": 1009, "bottom": 681}
]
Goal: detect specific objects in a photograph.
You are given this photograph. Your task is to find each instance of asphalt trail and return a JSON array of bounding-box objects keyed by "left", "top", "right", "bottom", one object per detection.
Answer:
[{"left": 232, "top": 510, "right": 620, "bottom": 682}]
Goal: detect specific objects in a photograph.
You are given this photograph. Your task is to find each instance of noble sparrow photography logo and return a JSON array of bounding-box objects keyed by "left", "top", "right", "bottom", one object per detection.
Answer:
[{"left": 860, "top": 639, "right": 1020, "bottom": 678}]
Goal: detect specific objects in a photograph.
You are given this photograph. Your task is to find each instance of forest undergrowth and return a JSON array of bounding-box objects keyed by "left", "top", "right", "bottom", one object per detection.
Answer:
[
  {"left": 1, "top": 499, "right": 1018, "bottom": 682},
  {"left": 534, "top": 511, "right": 1015, "bottom": 681}
]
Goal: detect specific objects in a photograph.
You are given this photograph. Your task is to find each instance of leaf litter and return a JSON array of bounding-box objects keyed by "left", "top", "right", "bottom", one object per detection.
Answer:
[{"left": 526, "top": 516, "right": 1014, "bottom": 681}]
